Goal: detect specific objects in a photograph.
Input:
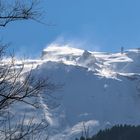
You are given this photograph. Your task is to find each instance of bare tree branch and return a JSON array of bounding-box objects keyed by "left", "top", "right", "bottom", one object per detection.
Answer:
[
  {"left": 0, "top": 0, "right": 42, "bottom": 27},
  {"left": 0, "top": 113, "right": 49, "bottom": 140},
  {"left": 0, "top": 1, "right": 58, "bottom": 139}
]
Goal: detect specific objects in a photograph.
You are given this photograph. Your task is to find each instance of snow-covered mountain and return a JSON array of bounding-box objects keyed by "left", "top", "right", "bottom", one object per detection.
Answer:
[{"left": 14, "top": 45, "right": 140, "bottom": 139}]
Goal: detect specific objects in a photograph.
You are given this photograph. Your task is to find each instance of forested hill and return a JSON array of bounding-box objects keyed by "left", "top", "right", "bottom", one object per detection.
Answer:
[{"left": 76, "top": 125, "right": 140, "bottom": 140}]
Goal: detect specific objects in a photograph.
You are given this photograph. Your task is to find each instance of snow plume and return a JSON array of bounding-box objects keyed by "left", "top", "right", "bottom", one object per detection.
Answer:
[
  {"left": 44, "top": 36, "right": 100, "bottom": 52},
  {"left": 42, "top": 37, "right": 102, "bottom": 70},
  {"left": 42, "top": 38, "right": 85, "bottom": 65},
  {"left": 39, "top": 95, "right": 54, "bottom": 126}
]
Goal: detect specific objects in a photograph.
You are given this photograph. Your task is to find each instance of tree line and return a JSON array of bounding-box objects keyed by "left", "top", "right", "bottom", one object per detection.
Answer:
[{"left": 76, "top": 124, "right": 140, "bottom": 140}]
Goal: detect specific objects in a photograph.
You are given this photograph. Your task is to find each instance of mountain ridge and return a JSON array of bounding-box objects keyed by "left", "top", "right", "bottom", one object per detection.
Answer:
[{"left": 11, "top": 45, "right": 140, "bottom": 139}]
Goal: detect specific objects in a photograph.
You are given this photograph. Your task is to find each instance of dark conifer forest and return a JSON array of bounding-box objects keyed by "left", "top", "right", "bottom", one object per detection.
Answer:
[{"left": 76, "top": 125, "right": 140, "bottom": 140}]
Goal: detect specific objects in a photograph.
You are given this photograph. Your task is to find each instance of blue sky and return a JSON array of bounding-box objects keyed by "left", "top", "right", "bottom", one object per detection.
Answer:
[{"left": 1, "top": 0, "right": 140, "bottom": 57}]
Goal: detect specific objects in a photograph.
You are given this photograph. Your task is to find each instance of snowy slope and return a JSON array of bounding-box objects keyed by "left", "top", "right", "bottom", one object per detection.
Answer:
[{"left": 14, "top": 45, "right": 140, "bottom": 139}]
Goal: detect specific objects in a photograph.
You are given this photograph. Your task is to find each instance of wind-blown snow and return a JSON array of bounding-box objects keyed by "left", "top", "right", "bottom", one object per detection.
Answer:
[{"left": 11, "top": 45, "right": 140, "bottom": 139}]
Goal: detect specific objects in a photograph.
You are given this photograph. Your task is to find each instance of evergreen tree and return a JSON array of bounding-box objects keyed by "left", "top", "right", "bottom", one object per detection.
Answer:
[{"left": 76, "top": 125, "right": 140, "bottom": 140}]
